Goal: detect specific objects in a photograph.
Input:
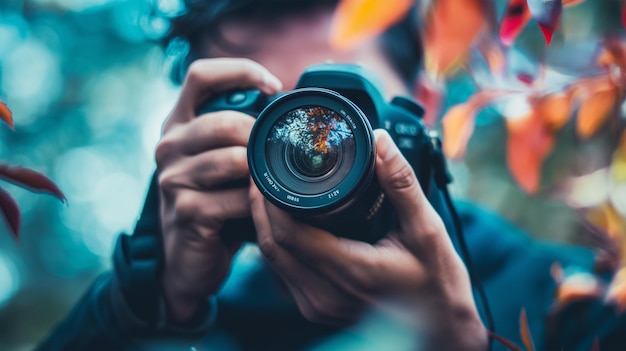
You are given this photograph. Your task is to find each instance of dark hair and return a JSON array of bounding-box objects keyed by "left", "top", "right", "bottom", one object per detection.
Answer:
[{"left": 158, "top": 0, "right": 422, "bottom": 88}]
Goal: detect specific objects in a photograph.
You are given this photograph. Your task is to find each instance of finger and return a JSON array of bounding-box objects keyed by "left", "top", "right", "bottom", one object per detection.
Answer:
[
  {"left": 161, "top": 111, "right": 255, "bottom": 158},
  {"left": 165, "top": 187, "right": 251, "bottom": 236},
  {"left": 249, "top": 185, "right": 363, "bottom": 324},
  {"left": 160, "top": 146, "right": 249, "bottom": 190},
  {"left": 373, "top": 129, "right": 449, "bottom": 251},
  {"left": 249, "top": 184, "right": 382, "bottom": 295},
  {"left": 170, "top": 58, "right": 283, "bottom": 125}
]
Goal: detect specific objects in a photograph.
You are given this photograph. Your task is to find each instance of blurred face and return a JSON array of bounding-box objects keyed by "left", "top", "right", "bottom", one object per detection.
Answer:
[{"left": 205, "top": 7, "right": 409, "bottom": 98}]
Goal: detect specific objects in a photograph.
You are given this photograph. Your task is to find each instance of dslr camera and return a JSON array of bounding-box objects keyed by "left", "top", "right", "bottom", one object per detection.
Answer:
[{"left": 201, "top": 63, "right": 441, "bottom": 243}]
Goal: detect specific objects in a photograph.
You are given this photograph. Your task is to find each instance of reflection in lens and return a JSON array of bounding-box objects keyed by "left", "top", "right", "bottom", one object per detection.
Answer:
[{"left": 266, "top": 106, "right": 356, "bottom": 195}]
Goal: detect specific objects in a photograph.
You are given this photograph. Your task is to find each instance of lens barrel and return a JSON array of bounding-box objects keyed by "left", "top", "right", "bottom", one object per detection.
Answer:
[{"left": 248, "top": 88, "right": 380, "bottom": 224}]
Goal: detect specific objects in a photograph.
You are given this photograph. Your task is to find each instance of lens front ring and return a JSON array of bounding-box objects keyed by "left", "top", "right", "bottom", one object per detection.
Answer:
[{"left": 248, "top": 88, "right": 376, "bottom": 215}]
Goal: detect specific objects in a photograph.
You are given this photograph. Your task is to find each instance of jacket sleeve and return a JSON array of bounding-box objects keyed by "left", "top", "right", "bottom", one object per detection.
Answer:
[{"left": 36, "top": 174, "right": 218, "bottom": 350}]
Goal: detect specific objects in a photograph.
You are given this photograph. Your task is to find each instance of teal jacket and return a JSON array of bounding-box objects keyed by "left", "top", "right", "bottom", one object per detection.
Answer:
[{"left": 36, "top": 177, "right": 625, "bottom": 351}]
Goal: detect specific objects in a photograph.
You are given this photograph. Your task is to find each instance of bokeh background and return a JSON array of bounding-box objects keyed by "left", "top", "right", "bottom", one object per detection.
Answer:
[{"left": 0, "top": 0, "right": 624, "bottom": 350}]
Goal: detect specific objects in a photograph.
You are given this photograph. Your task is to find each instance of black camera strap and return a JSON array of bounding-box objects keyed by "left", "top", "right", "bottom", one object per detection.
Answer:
[{"left": 428, "top": 132, "right": 495, "bottom": 350}]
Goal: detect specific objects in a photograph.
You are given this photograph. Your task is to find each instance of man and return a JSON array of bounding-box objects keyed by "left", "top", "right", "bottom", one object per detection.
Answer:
[{"left": 36, "top": 1, "right": 621, "bottom": 350}]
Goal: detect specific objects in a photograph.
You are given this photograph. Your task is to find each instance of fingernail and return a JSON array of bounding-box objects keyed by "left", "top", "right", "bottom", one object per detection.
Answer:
[
  {"left": 263, "top": 72, "right": 283, "bottom": 92},
  {"left": 374, "top": 129, "right": 399, "bottom": 162}
]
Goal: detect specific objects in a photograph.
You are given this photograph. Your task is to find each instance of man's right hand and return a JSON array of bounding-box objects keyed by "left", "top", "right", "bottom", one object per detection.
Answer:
[{"left": 154, "top": 58, "right": 283, "bottom": 323}]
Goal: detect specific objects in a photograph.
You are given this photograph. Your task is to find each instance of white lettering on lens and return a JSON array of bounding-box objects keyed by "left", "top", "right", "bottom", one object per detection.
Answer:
[
  {"left": 263, "top": 172, "right": 280, "bottom": 192},
  {"left": 287, "top": 195, "right": 300, "bottom": 202},
  {"left": 328, "top": 189, "right": 340, "bottom": 198}
]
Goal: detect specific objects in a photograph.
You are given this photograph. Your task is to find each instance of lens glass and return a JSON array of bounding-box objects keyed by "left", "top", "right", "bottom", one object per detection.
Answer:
[{"left": 266, "top": 106, "right": 356, "bottom": 195}]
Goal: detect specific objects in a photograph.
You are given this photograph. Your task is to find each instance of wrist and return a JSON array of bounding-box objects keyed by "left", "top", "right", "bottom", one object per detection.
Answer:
[{"left": 428, "top": 304, "right": 488, "bottom": 351}]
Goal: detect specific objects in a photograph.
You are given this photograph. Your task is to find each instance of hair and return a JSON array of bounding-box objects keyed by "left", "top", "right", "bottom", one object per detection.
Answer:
[{"left": 157, "top": 0, "right": 422, "bottom": 88}]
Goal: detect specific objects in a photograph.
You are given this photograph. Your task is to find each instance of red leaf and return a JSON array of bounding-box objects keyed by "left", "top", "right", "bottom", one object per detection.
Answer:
[
  {"left": 519, "top": 308, "right": 536, "bottom": 351},
  {"left": 0, "top": 165, "right": 66, "bottom": 202},
  {"left": 506, "top": 113, "right": 555, "bottom": 194},
  {"left": 527, "top": 0, "right": 562, "bottom": 45},
  {"left": 0, "top": 187, "right": 20, "bottom": 241},
  {"left": 415, "top": 76, "right": 444, "bottom": 125},
  {"left": 499, "top": 0, "right": 532, "bottom": 46},
  {"left": 487, "top": 330, "right": 524, "bottom": 351},
  {"left": 0, "top": 100, "right": 14, "bottom": 129},
  {"left": 517, "top": 73, "right": 535, "bottom": 86},
  {"left": 329, "top": 0, "right": 413, "bottom": 51}
]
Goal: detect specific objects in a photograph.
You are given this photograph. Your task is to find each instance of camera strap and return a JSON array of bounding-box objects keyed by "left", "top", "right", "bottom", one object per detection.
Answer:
[{"left": 427, "top": 131, "right": 495, "bottom": 349}]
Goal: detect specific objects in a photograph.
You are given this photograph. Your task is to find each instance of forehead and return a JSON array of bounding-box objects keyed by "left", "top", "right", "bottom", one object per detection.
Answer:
[{"left": 204, "top": 8, "right": 407, "bottom": 96}]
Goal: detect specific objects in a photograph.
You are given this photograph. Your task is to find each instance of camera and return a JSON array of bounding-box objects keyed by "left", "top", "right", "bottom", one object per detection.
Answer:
[{"left": 200, "top": 63, "right": 433, "bottom": 243}]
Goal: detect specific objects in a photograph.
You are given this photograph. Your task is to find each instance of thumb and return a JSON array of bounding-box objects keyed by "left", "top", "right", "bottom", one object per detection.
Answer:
[
  {"left": 374, "top": 129, "right": 425, "bottom": 219},
  {"left": 374, "top": 129, "right": 445, "bottom": 245}
]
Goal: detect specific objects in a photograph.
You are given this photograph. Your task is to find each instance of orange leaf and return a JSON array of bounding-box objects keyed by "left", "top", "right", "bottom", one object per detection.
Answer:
[
  {"left": 554, "top": 270, "right": 603, "bottom": 305},
  {"left": 585, "top": 202, "right": 626, "bottom": 241},
  {"left": 576, "top": 87, "right": 618, "bottom": 139},
  {"left": 562, "top": 0, "right": 586, "bottom": 7},
  {"left": 487, "top": 331, "right": 524, "bottom": 351},
  {"left": 597, "top": 38, "right": 626, "bottom": 73},
  {"left": 506, "top": 113, "right": 554, "bottom": 193},
  {"left": 0, "top": 100, "right": 14, "bottom": 129},
  {"left": 499, "top": 0, "right": 532, "bottom": 46},
  {"left": 423, "top": 0, "right": 488, "bottom": 76},
  {"left": 519, "top": 309, "right": 536, "bottom": 351},
  {"left": 329, "top": 0, "right": 413, "bottom": 51},
  {"left": 442, "top": 103, "right": 478, "bottom": 159},
  {"left": 536, "top": 93, "right": 572, "bottom": 131},
  {"left": 612, "top": 131, "right": 626, "bottom": 182}
]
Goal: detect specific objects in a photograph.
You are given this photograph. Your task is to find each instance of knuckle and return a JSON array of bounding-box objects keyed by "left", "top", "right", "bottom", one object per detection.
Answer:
[
  {"left": 237, "top": 58, "right": 263, "bottom": 79},
  {"left": 387, "top": 164, "right": 417, "bottom": 191},
  {"left": 231, "top": 146, "right": 248, "bottom": 168},
  {"left": 272, "top": 228, "right": 294, "bottom": 251},
  {"left": 212, "top": 115, "right": 240, "bottom": 137},
  {"left": 185, "top": 60, "right": 208, "bottom": 83},
  {"left": 154, "top": 128, "right": 180, "bottom": 168},
  {"left": 157, "top": 169, "right": 178, "bottom": 193},
  {"left": 155, "top": 135, "right": 179, "bottom": 168},
  {"left": 309, "top": 295, "right": 341, "bottom": 321},
  {"left": 257, "top": 236, "right": 279, "bottom": 263},
  {"left": 345, "top": 267, "right": 377, "bottom": 295},
  {"left": 172, "top": 192, "right": 199, "bottom": 226}
]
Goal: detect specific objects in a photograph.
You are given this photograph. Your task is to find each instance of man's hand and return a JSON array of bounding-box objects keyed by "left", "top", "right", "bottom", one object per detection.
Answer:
[
  {"left": 155, "top": 58, "right": 282, "bottom": 323},
  {"left": 249, "top": 129, "right": 488, "bottom": 350}
]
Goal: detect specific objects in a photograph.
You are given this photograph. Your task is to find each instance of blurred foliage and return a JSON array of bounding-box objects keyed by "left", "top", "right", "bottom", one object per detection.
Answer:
[
  {"left": 0, "top": 0, "right": 178, "bottom": 349},
  {"left": 1, "top": 0, "right": 625, "bottom": 350}
]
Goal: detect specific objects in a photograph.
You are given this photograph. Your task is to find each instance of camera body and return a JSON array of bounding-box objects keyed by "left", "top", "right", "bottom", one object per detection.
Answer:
[{"left": 200, "top": 63, "right": 434, "bottom": 242}]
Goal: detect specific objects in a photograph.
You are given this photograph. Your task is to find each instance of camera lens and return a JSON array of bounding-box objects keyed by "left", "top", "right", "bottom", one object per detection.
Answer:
[
  {"left": 248, "top": 88, "right": 377, "bottom": 217},
  {"left": 266, "top": 106, "right": 355, "bottom": 195}
]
